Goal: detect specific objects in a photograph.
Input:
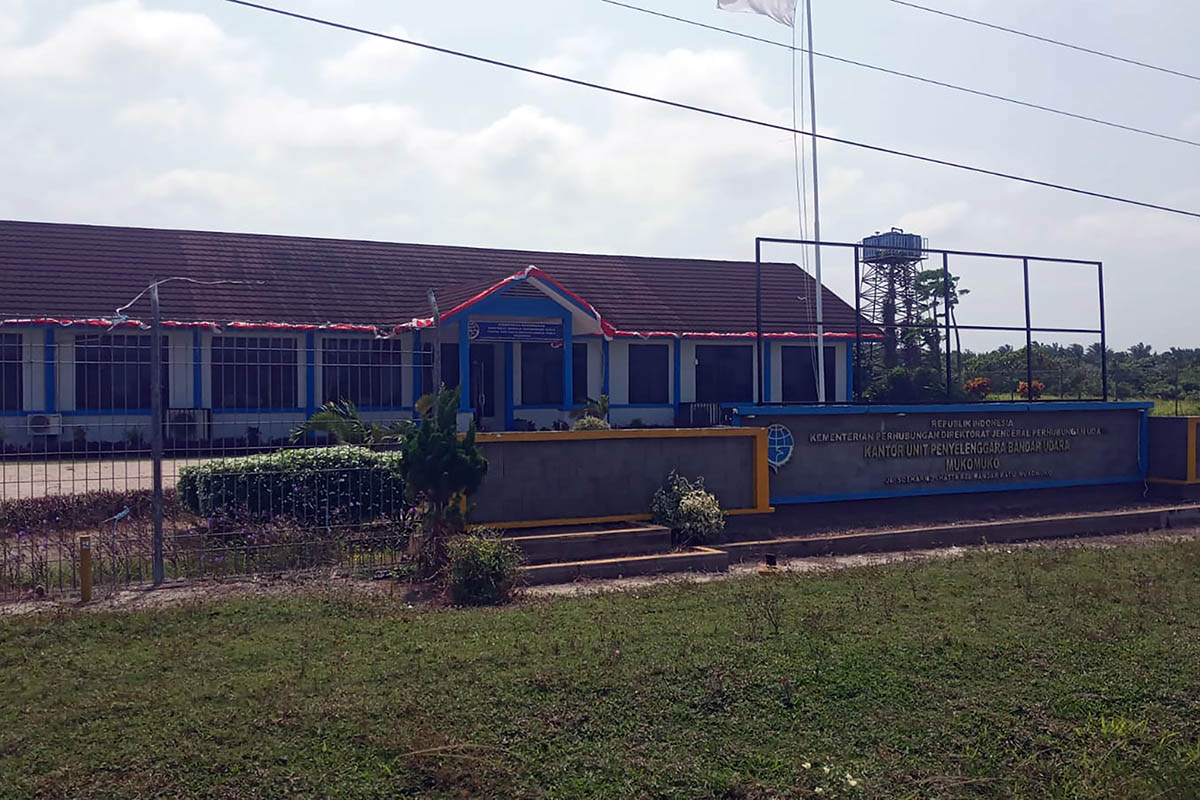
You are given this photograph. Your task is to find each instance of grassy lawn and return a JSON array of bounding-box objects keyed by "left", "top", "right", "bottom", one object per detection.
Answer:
[{"left": 2, "top": 541, "right": 1198, "bottom": 799}]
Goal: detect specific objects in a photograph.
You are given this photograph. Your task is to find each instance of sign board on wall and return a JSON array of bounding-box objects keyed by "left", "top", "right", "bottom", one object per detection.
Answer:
[
  {"left": 468, "top": 320, "right": 563, "bottom": 342},
  {"left": 735, "top": 404, "right": 1149, "bottom": 503}
]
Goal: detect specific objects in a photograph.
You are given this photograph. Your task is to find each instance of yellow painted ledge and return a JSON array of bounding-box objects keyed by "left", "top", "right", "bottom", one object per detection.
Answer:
[{"left": 475, "top": 427, "right": 761, "bottom": 443}]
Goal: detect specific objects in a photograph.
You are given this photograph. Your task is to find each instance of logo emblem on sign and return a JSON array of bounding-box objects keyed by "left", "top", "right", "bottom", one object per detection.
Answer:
[
  {"left": 467, "top": 320, "right": 480, "bottom": 340},
  {"left": 766, "top": 423, "right": 795, "bottom": 472}
]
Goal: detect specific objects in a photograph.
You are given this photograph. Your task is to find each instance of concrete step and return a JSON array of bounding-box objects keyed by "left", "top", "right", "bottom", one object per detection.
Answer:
[
  {"left": 507, "top": 523, "right": 672, "bottom": 565},
  {"left": 722, "top": 505, "right": 1200, "bottom": 563},
  {"left": 521, "top": 546, "right": 729, "bottom": 586}
]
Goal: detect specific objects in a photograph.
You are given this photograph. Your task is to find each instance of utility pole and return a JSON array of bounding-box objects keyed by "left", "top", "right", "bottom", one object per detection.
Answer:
[
  {"left": 150, "top": 279, "right": 164, "bottom": 586},
  {"left": 805, "top": 0, "right": 827, "bottom": 403},
  {"left": 427, "top": 289, "right": 441, "bottom": 393}
]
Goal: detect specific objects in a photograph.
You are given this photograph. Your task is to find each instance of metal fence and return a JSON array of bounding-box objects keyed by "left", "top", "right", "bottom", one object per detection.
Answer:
[
  {"left": 754, "top": 238, "right": 1111, "bottom": 404},
  {"left": 1, "top": 325, "right": 424, "bottom": 600}
]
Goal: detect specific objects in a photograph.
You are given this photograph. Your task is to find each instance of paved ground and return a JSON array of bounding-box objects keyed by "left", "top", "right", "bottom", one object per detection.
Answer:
[{"left": 0, "top": 458, "right": 211, "bottom": 500}]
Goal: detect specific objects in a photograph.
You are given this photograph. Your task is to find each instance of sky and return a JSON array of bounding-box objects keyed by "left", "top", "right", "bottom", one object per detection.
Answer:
[{"left": 0, "top": 0, "right": 1197, "bottom": 350}]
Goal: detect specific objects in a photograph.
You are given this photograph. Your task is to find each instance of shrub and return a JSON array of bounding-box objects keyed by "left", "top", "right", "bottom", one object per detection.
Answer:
[
  {"left": 401, "top": 387, "right": 488, "bottom": 578},
  {"left": 177, "top": 446, "right": 405, "bottom": 524},
  {"left": 651, "top": 471, "right": 725, "bottom": 546},
  {"left": 572, "top": 416, "right": 611, "bottom": 431},
  {"left": 1017, "top": 380, "right": 1046, "bottom": 400},
  {"left": 445, "top": 533, "right": 522, "bottom": 605},
  {"left": 0, "top": 489, "right": 186, "bottom": 536},
  {"left": 963, "top": 377, "right": 992, "bottom": 400}
]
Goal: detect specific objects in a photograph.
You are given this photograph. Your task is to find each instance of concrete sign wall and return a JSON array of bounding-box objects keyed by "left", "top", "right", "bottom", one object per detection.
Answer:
[
  {"left": 471, "top": 428, "right": 770, "bottom": 527},
  {"left": 1147, "top": 416, "right": 1199, "bottom": 485},
  {"left": 733, "top": 403, "right": 1149, "bottom": 504}
]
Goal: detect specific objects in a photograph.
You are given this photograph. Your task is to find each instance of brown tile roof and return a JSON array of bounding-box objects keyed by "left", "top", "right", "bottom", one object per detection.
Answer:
[{"left": 0, "top": 220, "right": 874, "bottom": 337}]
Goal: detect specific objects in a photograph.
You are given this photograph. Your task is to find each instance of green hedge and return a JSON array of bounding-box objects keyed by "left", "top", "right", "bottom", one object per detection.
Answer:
[{"left": 177, "top": 446, "right": 406, "bottom": 524}]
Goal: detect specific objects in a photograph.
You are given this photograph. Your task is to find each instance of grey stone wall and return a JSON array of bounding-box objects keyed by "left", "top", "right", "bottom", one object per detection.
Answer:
[
  {"left": 1147, "top": 417, "right": 1191, "bottom": 481},
  {"left": 471, "top": 432, "right": 758, "bottom": 525}
]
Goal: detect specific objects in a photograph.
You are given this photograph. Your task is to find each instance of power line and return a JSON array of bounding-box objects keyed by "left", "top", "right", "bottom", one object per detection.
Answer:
[
  {"left": 887, "top": 0, "right": 1200, "bottom": 84},
  {"left": 218, "top": 0, "right": 1200, "bottom": 220},
  {"left": 599, "top": 0, "right": 1200, "bottom": 150}
]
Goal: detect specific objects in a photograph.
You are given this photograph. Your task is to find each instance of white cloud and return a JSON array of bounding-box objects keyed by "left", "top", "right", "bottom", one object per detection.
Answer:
[
  {"left": 607, "top": 47, "right": 777, "bottom": 120},
  {"left": 137, "top": 169, "right": 277, "bottom": 211},
  {"left": 1183, "top": 111, "right": 1200, "bottom": 134},
  {"left": 319, "top": 26, "right": 422, "bottom": 84},
  {"left": 0, "top": 0, "right": 25, "bottom": 42},
  {"left": 116, "top": 97, "right": 206, "bottom": 131},
  {"left": 0, "top": 0, "right": 248, "bottom": 83},
  {"left": 526, "top": 34, "right": 609, "bottom": 86},
  {"left": 897, "top": 201, "right": 971, "bottom": 236}
]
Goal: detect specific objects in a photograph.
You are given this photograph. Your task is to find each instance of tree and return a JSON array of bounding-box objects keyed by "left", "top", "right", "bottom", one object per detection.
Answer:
[
  {"left": 291, "top": 400, "right": 411, "bottom": 445},
  {"left": 913, "top": 268, "right": 969, "bottom": 374},
  {"left": 400, "top": 386, "right": 488, "bottom": 578}
]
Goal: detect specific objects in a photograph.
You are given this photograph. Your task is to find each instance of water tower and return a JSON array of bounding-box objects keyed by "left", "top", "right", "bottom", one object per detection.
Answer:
[{"left": 859, "top": 228, "right": 927, "bottom": 370}]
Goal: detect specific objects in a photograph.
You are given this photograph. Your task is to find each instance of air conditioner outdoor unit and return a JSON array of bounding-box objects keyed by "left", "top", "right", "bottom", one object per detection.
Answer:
[
  {"left": 27, "top": 413, "right": 63, "bottom": 436},
  {"left": 167, "top": 408, "right": 213, "bottom": 441}
]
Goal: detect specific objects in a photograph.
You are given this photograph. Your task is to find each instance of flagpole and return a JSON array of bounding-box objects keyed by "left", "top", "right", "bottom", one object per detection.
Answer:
[{"left": 803, "top": 0, "right": 827, "bottom": 404}]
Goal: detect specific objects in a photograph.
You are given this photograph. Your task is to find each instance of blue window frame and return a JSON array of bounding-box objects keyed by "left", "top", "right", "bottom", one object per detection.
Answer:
[
  {"left": 1, "top": 333, "right": 20, "bottom": 411},
  {"left": 781, "top": 345, "right": 837, "bottom": 402},
  {"left": 628, "top": 343, "right": 669, "bottom": 404},
  {"left": 695, "top": 344, "right": 754, "bottom": 403},
  {"left": 521, "top": 343, "right": 587, "bottom": 405},
  {"left": 321, "top": 338, "right": 405, "bottom": 407},
  {"left": 212, "top": 336, "right": 297, "bottom": 410},
  {"left": 74, "top": 334, "right": 168, "bottom": 412}
]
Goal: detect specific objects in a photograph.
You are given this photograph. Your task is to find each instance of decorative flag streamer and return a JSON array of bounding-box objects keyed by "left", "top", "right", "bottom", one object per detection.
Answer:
[{"left": 717, "top": 0, "right": 796, "bottom": 27}]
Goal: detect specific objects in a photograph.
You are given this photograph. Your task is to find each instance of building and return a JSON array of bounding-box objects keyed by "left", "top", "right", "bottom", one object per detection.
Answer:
[{"left": 0, "top": 220, "right": 879, "bottom": 444}]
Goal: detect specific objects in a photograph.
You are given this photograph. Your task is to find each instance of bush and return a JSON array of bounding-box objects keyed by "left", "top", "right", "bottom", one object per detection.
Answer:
[
  {"left": 177, "top": 446, "right": 405, "bottom": 524},
  {"left": 651, "top": 471, "right": 725, "bottom": 546},
  {"left": 0, "top": 489, "right": 186, "bottom": 536},
  {"left": 963, "top": 377, "right": 992, "bottom": 399},
  {"left": 571, "top": 416, "right": 611, "bottom": 431},
  {"left": 1018, "top": 380, "right": 1046, "bottom": 400},
  {"left": 445, "top": 533, "right": 522, "bottom": 605}
]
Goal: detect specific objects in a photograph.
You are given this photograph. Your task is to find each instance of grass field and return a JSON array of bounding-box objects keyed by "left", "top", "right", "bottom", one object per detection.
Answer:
[{"left": 2, "top": 540, "right": 1199, "bottom": 799}]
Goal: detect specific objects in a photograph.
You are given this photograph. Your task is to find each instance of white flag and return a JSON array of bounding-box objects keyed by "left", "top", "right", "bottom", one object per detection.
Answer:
[{"left": 717, "top": 0, "right": 795, "bottom": 27}]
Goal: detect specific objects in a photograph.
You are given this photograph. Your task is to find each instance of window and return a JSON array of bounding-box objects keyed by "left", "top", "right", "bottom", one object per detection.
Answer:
[
  {"left": 519, "top": 342, "right": 587, "bottom": 406},
  {"left": 573, "top": 343, "right": 588, "bottom": 404},
  {"left": 420, "top": 343, "right": 497, "bottom": 416},
  {"left": 322, "top": 338, "right": 404, "bottom": 407},
  {"left": 211, "top": 337, "right": 297, "bottom": 410},
  {"left": 0, "top": 334, "right": 20, "bottom": 411},
  {"left": 694, "top": 345, "right": 754, "bottom": 403},
  {"left": 628, "top": 343, "right": 669, "bottom": 404},
  {"left": 521, "top": 343, "right": 561, "bottom": 405},
  {"left": 781, "top": 345, "right": 837, "bottom": 402},
  {"left": 74, "top": 334, "right": 168, "bottom": 411}
]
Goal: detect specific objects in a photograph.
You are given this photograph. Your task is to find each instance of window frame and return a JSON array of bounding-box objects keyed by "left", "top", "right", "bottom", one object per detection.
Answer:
[
  {"left": 210, "top": 336, "right": 299, "bottom": 410},
  {"left": 627, "top": 343, "right": 670, "bottom": 405},
  {"left": 694, "top": 344, "right": 755, "bottom": 404},
  {"left": 73, "top": 333, "right": 168, "bottom": 412},
  {"left": 780, "top": 344, "right": 838, "bottom": 403},
  {"left": 520, "top": 342, "right": 564, "bottom": 406},
  {"left": 0, "top": 333, "right": 21, "bottom": 412},
  {"left": 320, "top": 336, "right": 406, "bottom": 409}
]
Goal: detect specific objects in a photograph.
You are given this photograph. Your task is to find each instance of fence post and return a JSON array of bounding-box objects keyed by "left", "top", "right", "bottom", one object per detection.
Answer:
[
  {"left": 150, "top": 280, "right": 164, "bottom": 586},
  {"left": 79, "top": 534, "right": 92, "bottom": 602}
]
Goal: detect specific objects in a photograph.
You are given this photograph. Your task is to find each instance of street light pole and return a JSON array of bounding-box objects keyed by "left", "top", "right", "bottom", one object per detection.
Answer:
[{"left": 804, "top": 0, "right": 827, "bottom": 404}]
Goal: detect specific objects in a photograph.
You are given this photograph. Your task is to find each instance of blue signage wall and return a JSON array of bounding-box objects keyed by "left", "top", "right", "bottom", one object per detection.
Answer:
[{"left": 468, "top": 320, "right": 564, "bottom": 342}]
